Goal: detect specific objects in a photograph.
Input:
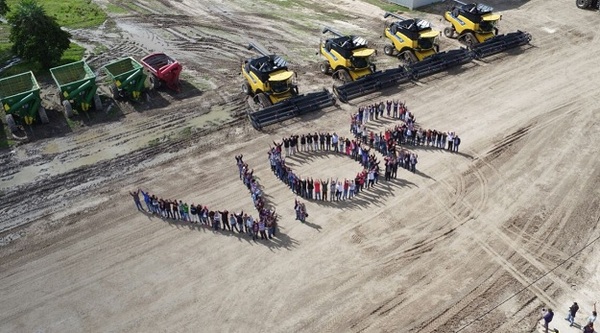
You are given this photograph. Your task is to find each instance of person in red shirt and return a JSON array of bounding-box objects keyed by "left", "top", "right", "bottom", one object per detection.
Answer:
[{"left": 314, "top": 179, "right": 321, "bottom": 201}]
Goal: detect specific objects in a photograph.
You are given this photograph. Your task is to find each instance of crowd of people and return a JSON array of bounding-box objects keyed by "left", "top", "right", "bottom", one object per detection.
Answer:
[
  {"left": 127, "top": 155, "right": 278, "bottom": 242},
  {"left": 351, "top": 100, "right": 462, "bottom": 153},
  {"left": 268, "top": 133, "right": 398, "bottom": 203}
]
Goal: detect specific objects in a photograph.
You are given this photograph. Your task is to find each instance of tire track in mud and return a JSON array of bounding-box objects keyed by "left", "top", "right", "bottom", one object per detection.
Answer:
[{"left": 0, "top": 113, "right": 246, "bottom": 235}]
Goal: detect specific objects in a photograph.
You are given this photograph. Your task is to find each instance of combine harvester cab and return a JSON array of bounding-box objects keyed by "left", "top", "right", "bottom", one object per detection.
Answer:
[
  {"left": 103, "top": 57, "right": 147, "bottom": 101},
  {"left": 141, "top": 53, "right": 182, "bottom": 92},
  {"left": 0, "top": 71, "right": 48, "bottom": 134},
  {"left": 50, "top": 60, "right": 102, "bottom": 118},
  {"left": 443, "top": 0, "right": 531, "bottom": 59},
  {"left": 382, "top": 12, "right": 440, "bottom": 64},
  {"left": 242, "top": 42, "right": 335, "bottom": 129}
]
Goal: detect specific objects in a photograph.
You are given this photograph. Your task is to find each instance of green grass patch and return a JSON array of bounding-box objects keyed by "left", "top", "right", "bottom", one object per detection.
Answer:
[
  {"left": 105, "top": 3, "right": 127, "bottom": 14},
  {"left": 0, "top": 42, "right": 86, "bottom": 78},
  {"left": 363, "top": 0, "right": 410, "bottom": 12},
  {"left": 6, "top": 0, "right": 108, "bottom": 29}
]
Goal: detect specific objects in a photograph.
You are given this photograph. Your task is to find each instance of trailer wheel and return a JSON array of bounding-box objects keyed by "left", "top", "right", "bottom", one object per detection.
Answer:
[
  {"left": 444, "top": 27, "right": 455, "bottom": 38},
  {"left": 242, "top": 82, "right": 251, "bottom": 95},
  {"left": 383, "top": 44, "right": 395, "bottom": 56},
  {"left": 149, "top": 75, "right": 162, "bottom": 90},
  {"left": 94, "top": 94, "right": 103, "bottom": 111},
  {"left": 38, "top": 106, "right": 49, "bottom": 124},
  {"left": 576, "top": 0, "right": 592, "bottom": 8},
  {"left": 63, "top": 100, "right": 74, "bottom": 118},
  {"left": 6, "top": 114, "right": 17, "bottom": 133},
  {"left": 319, "top": 61, "right": 331, "bottom": 74},
  {"left": 110, "top": 84, "right": 120, "bottom": 100}
]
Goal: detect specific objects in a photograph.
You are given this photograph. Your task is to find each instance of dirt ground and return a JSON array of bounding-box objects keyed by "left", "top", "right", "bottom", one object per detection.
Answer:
[{"left": 1, "top": 0, "right": 600, "bottom": 332}]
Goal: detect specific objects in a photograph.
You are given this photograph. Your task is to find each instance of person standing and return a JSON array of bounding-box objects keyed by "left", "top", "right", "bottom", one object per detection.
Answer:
[
  {"left": 130, "top": 189, "right": 144, "bottom": 211},
  {"left": 566, "top": 302, "right": 579, "bottom": 327},
  {"left": 540, "top": 308, "right": 554, "bottom": 333},
  {"left": 586, "top": 302, "right": 597, "bottom": 327}
]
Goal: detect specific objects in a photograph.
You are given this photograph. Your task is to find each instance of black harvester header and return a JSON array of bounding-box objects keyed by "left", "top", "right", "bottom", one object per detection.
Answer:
[
  {"left": 408, "top": 47, "right": 474, "bottom": 79},
  {"left": 333, "top": 48, "right": 475, "bottom": 103},
  {"left": 332, "top": 68, "right": 412, "bottom": 103},
  {"left": 471, "top": 30, "right": 532, "bottom": 59},
  {"left": 248, "top": 89, "right": 335, "bottom": 129}
]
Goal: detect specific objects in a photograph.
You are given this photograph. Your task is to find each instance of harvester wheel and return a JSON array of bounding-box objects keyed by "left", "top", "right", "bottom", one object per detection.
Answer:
[
  {"left": 6, "top": 114, "right": 17, "bottom": 133},
  {"left": 94, "top": 94, "right": 103, "bottom": 111},
  {"left": 63, "top": 100, "right": 74, "bottom": 118},
  {"left": 242, "top": 82, "right": 251, "bottom": 95},
  {"left": 255, "top": 93, "right": 272, "bottom": 109},
  {"left": 383, "top": 44, "right": 395, "bottom": 56},
  {"left": 576, "top": 0, "right": 592, "bottom": 8},
  {"left": 461, "top": 33, "right": 478, "bottom": 48},
  {"left": 38, "top": 106, "right": 49, "bottom": 124},
  {"left": 333, "top": 69, "right": 351, "bottom": 84},
  {"left": 400, "top": 51, "right": 418, "bottom": 65},
  {"left": 443, "top": 27, "right": 455, "bottom": 38},
  {"left": 319, "top": 61, "right": 331, "bottom": 75}
]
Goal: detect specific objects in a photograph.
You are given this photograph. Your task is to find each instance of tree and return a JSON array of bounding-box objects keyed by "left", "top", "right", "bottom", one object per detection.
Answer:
[
  {"left": 0, "top": 0, "right": 9, "bottom": 17},
  {"left": 8, "top": 0, "right": 71, "bottom": 68}
]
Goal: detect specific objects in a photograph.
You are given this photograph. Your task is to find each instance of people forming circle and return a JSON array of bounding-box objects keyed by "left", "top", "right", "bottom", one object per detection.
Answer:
[{"left": 268, "top": 131, "right": 401, "bottom": 203}]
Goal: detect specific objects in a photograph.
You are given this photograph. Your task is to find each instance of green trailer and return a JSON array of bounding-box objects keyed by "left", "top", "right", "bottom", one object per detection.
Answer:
[
  {"left": 50, "top": 60, "right": 102, "bottom": 117},
  {"left": 0, "top": 71, "right": 48, "bottom": 133},
  {"left": 103, "top": 57, "right": 147, "bottom": 101}
]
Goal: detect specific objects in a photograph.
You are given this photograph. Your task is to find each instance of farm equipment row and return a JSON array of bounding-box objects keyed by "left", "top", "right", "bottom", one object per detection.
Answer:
[
  {"left": 329, "top": 1, "right": 532, "bottom": 104},
  {"left": 0, "top": 52, "right": 181, "bottom": 136}
]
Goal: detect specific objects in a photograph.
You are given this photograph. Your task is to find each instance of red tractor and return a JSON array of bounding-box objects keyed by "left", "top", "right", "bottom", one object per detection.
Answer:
[{"left": 140, "top": 53, "right": 182, "bottom": 92}]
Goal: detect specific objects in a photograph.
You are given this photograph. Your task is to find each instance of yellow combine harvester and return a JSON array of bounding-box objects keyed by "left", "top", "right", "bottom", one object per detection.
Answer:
[
  {"left": 241, "top": 42, "right": 298, "bottom": 108},
  {"left": 443, "top": 0, "right": 532, "bottom": 59},
  {"left": 241, "top": 41, "right": 335, "bottom": 129},
  {"left": 443, "top": 0, "right": 500, "bottom": 46},
  {"left": 382, "top": 12, "right": 440, "bottom": 64},
  {"left": 319, "top": 27, "right": 377, "bottom": 83}
]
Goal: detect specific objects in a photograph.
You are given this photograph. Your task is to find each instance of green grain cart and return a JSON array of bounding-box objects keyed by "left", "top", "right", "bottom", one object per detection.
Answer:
[
  {"left": 50, "top": 60, "right": 102, "bottom": 117},
  {"left": 103, "top": 57, "right": 147, "bottom": 101},
  {"left": 0, "top": 71, "right": 48, "bottom": 133}
]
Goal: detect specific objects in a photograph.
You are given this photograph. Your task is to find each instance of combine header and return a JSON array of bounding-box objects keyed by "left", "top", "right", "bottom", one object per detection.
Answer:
[
  {"left": 242, "top": 42, "right": 335, "bottom": 129},
  {"left": 443, "top": 1, "right": 531, "bottom": 58},
  {"left": 333, "top": 47, "right": 474, "bottom": 103}
]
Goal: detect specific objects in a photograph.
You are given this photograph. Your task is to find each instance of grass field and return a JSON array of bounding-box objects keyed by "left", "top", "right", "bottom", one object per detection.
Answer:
[{"left": 6, "top": 0, "right": 107, "bottom": 29}]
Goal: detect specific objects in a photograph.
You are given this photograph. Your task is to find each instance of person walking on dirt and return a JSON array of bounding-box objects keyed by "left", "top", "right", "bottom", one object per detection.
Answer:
[
  {"left": 583, "top": 322, "right": 595, "bottom": 333},
  {"left": 130, "top": 189, "right": 144, "bottom": 211},
  {"left": 566, "top": 302, "right": 579, "bottom": 326},
  {"left": 586, "top": 302, "right": 597, "bottom": 326},
  {"left": 540, "top": 308, "right": 554, "bottom": 333}
]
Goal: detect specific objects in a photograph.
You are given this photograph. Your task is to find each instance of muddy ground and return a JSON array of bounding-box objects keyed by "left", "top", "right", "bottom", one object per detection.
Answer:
[{"left": 1, "top": 0, "right": 599, "bottom": 332}]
